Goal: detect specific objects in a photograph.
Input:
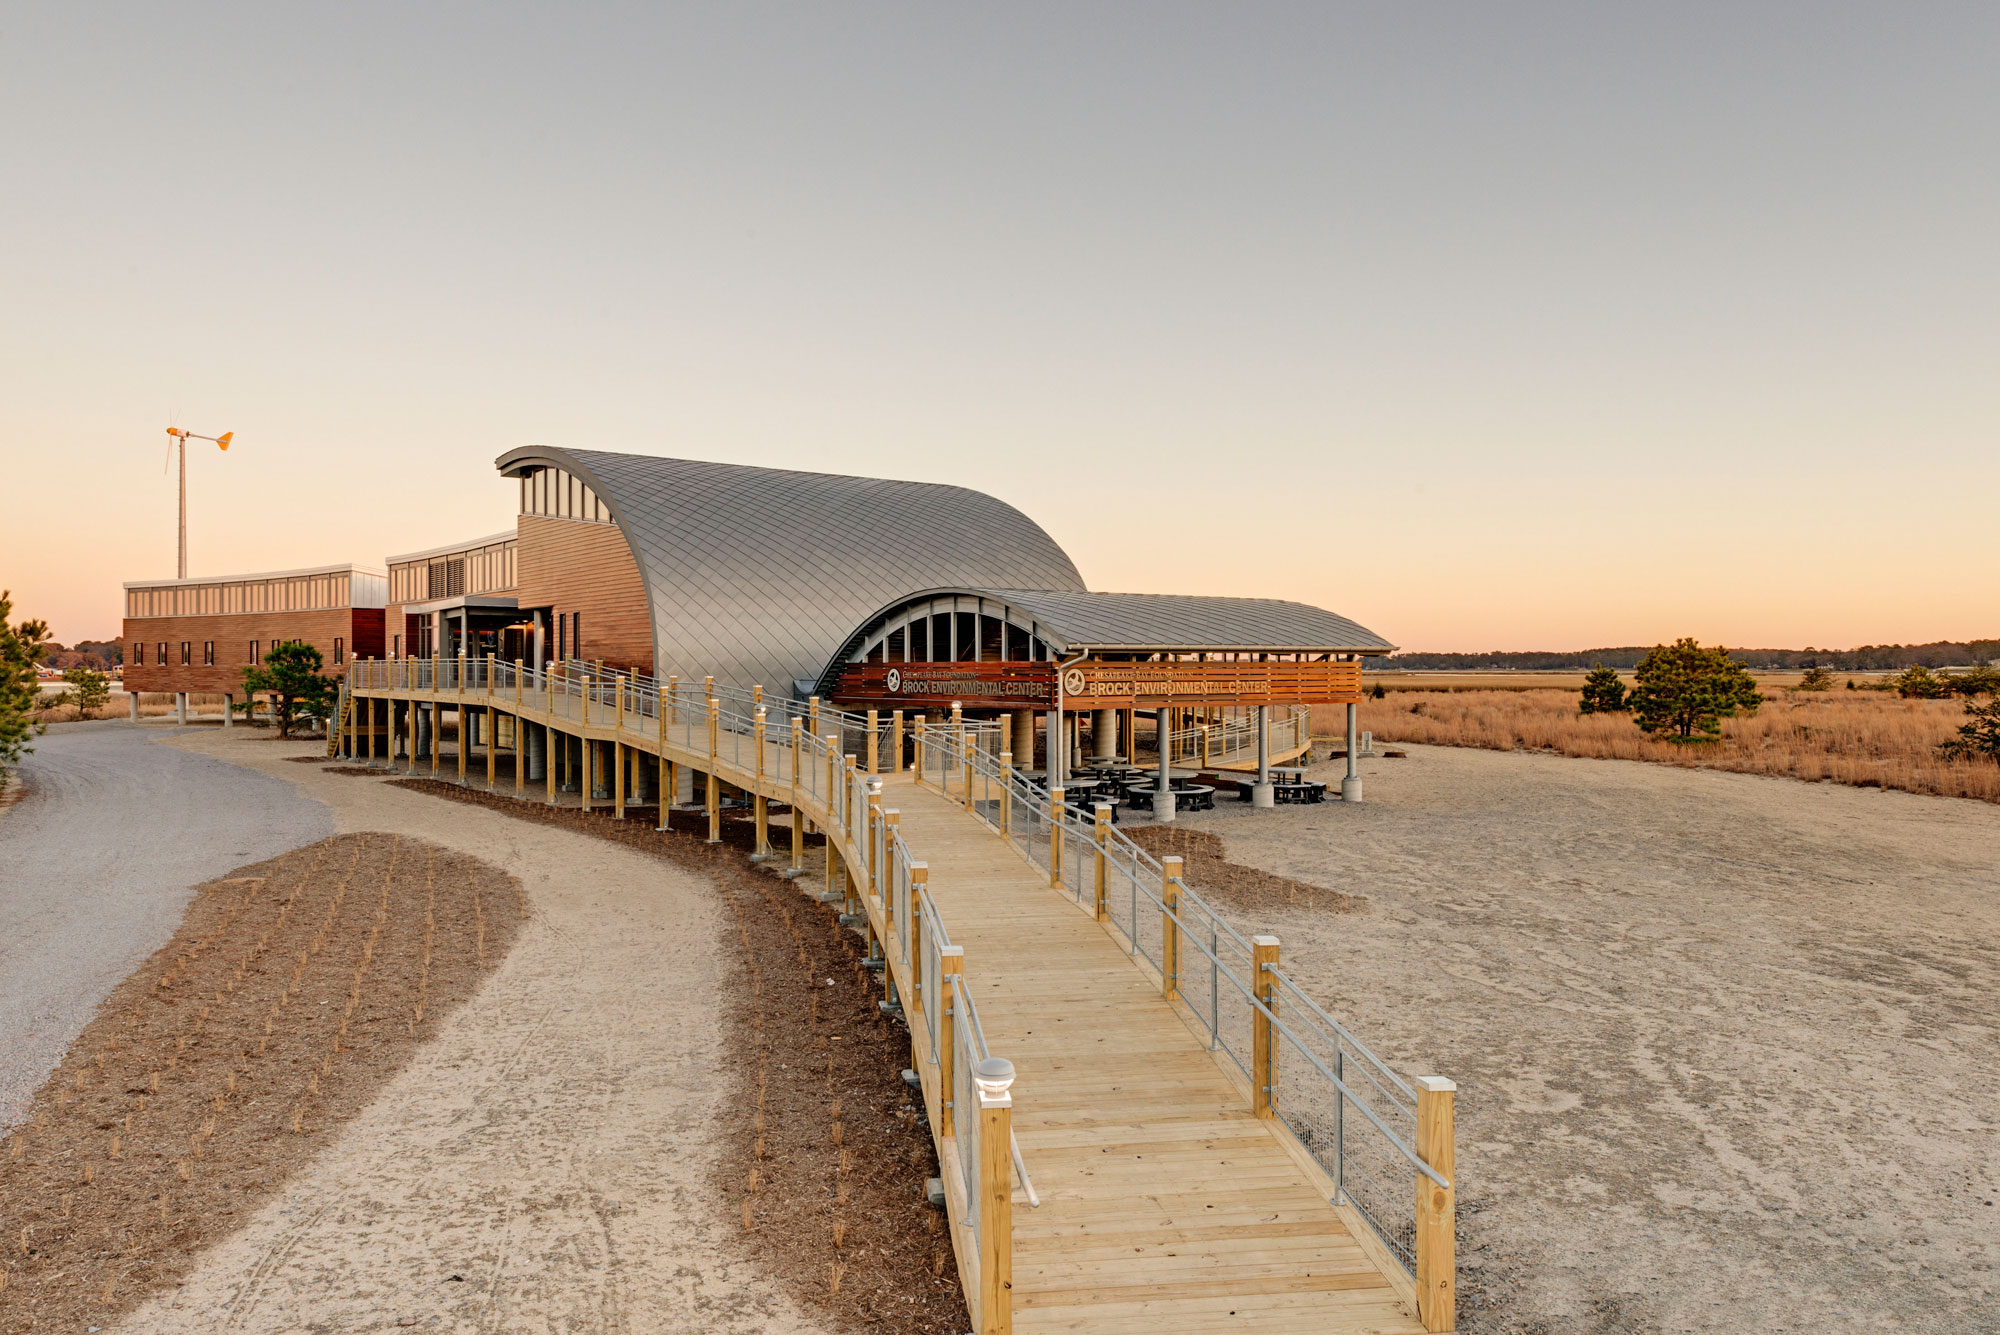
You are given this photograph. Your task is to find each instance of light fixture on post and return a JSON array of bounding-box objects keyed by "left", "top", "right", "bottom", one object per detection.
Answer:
[
  {"left": 164, "top": 427, "right": 234, "bottom": 578},
  {"left": 973, "top": 1057, "right": 1015, "bottom": 1099}
]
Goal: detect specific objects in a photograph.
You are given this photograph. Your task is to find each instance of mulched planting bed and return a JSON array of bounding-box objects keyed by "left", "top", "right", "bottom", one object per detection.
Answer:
[
  {"left": 0, "top": 833, "right": 525, "bottom": 1332},
  {"left": 1126, "top": 825, "right": 1364, "bottom": 915},
  {"left": 388, "top": 778, "right": 968, "bottom": 1335}
]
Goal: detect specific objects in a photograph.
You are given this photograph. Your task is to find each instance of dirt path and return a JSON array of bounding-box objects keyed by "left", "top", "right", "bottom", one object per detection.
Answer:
[
  {"left": 116, "top": 728, "right": 829, "bottom": 1334},
  {"left": 1172, "top": 743, "right": 2000, "bottom": 1335}
]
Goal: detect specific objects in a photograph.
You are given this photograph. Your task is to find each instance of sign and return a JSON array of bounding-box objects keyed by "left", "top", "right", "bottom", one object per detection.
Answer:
[
  {"left": 833, "top": 661, "right": 1054, "bottom": 710},
  {"left": 1064, "top": 660, "right": 1363, "bottom": 708},
  {"left": 831, "top": 659, "right": 1364, "bottom": 710}
]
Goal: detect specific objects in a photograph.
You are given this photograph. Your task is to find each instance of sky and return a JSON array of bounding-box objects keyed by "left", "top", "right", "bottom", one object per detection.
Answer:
[{"left": 2, "top": 3, "right": 1994, "bottom": 651}]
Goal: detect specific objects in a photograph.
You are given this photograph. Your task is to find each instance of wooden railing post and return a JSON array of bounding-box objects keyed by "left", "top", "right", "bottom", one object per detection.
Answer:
[
  {"left": 1160, "top": 856, "right": 1184, "bottom": 1000},
  {"left": 753, "top": 707, "right": 770, "bottom": 857},
  {"left": 866, "top": 708, "right": 880, "bottom": 775},
  {"left": 1092, "top": 803, "right": 1110, "bottom": 921},
  {"left": 937, "top": 947, "right": 964, "bottom": 1139},
  {"left": 667, "top": 674, "right": 679, "bottom": 724},
  {"left": 1201, "top": 724, "right": 1212, "bottom": 767},
  {"left": 882, "top": 808, "right": 900, "bottom": 934},
  {"left": 613, "top": 674, "right": 628, "bottom": 819},
  {"left": 907, "top": 863, "right": 928, "bottom": 1017},
  {"left": 975, "top": 1058, "right": 1016, "bottom": 1335},
  {"left": 997, "top": 750, "right": 1012, "bottom": 833},
  {"left": 705, "top": 696, "right": 721, "bottom": 844},
  {"left": 961, "top": 731, "right": 975, "bottom": 811},
  {"left": 789, "top": 719, "right": 805, "bottom": 870},
  {"left": 913, "top": 715, "right": 927, "bottom": 788},
  {"left": 668, "top": 683, "right": 684, "bottom": 827},
  {"left": 1251, "top": 936, "right": 1279, "bottom": 1119},
  {"left": 1048, "top": 786, "right": 1065, "bottom": 888},
  {"left": 808, "top": 695, "right": 821, "bottom": 741},
  {"left": 891, "top": 709, "right": 904, "bottom": 773},
  {"left": 1414, "top": 1077, "right": 1457, "bottom": 1333}
]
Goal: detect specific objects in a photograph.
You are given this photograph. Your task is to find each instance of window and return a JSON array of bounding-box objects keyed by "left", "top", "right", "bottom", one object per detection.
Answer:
[
  {"left": 133, "top": 641, "right": 145, "bottom": 666},
  {"left": 557, "top": 612, "right": 567, "bottom": 662},
  {"left": 250, "top": 640, "right": 261, "bottom": 665},
  {"left": 392, "top": 633, "right": 401, "bottom": 658},
  {"left": 179, "top": 642, "right": 190, "bottom": 666},
  {"left": 572, "top": 612, "right": 582, "bottom": 658},
  {"left": 203, "top": 641, "right": 215, "bottom": 666},
  {"left": 334, "top": 637, "right": 344, "bottom": 665},
  {"left": 157, "top": 642, "right": 167, "bottom": 666}
]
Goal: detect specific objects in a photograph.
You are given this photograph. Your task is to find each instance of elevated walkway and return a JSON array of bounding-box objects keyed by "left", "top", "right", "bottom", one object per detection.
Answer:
[{"left": 340, "top": 661, "right": 1454, "bottom": 1333}]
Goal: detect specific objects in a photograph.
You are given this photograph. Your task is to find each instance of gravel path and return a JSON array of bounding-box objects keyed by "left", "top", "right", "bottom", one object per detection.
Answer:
[
  {"left": 1173, "top": 743, "right": 2000, "bottom": 1335},
  {"left": 0, "top": 721, "right": 333, "bottom": 1127},
  {"left": 114, "top": 727, "right": 826, "bottom": 1333}
]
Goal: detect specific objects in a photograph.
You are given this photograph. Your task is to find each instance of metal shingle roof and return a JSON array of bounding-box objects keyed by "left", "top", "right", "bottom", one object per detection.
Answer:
[
  {"left": 495, "top": 448, "right": 1086, "bottom": 694},
  {"left": 964, "top": 588, "right": 1395, "bottom": 654}
]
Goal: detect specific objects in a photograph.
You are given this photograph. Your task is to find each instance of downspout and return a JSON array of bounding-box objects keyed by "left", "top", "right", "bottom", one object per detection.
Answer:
[{"left": 1051, "top": 648, "right": 1088, "bottom": 786}]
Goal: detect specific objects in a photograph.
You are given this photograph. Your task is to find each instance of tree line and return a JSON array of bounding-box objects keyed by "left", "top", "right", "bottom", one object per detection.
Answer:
[{"left": 1384, "top": 638, "right": 2000, "bottom": 672}]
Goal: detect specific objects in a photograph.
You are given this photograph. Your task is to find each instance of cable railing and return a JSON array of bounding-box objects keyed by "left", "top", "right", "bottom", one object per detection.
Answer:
[
  {"left": 910, "top": 713, "right": 1444, "bottom": 1275},
  {"left": 346, "top": 653, "right": 1449, "bottom": 1300},
  {"left": 1152, "top": 705, "right": 1312, "bottom": 767}
]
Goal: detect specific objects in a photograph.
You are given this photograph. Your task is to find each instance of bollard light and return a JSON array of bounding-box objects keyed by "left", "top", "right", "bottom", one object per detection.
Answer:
[{"left": 973, "top": 1057, "right": 1015, "bottom": 1098}]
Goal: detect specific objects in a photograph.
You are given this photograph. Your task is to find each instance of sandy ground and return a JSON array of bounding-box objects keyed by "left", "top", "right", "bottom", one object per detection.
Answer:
[
  {"left": 105, "top": 725, "right": 829, "bottom": 1334},
  {"left": 1169, "top": 743, "right": 1999, "bottom": 1335},
  {"left": 0, "top": 721, "right": 334, "bottom": 1128}
]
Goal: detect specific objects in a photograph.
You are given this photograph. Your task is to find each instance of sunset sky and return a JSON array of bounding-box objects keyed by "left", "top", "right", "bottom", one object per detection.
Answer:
[{"left": 3, "top": 4, "right": 1994, "bottom": 651}]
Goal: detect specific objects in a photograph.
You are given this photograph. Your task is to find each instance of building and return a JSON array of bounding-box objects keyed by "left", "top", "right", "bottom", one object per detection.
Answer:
[
  {"left": 122, "top": 563, "right": 386, "bottom": 723},
  {"left": 384, "top": 531, "right": 523, "bottom": 661},
  {"left": 122, "top": 448, "right": 1393, "bottom": 795}
]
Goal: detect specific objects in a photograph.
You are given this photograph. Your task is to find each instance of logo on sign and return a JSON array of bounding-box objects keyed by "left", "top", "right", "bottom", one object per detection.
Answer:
[
  {"left": 885, "top": 668, "right": 901, "bottom": 693},
  {"left": 1063, "top": 668, "right": 1087, "bottom": 697}
]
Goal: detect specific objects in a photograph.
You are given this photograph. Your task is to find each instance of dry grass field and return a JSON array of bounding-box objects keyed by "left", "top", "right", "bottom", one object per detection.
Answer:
[{"left": 1321, "top": 689, "right": 2000, "bottom": 804}]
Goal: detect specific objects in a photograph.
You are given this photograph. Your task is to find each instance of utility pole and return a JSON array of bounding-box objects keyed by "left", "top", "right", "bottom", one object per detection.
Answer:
[{"left": 165, "top": 427, "right": 233, "bottom": 578}]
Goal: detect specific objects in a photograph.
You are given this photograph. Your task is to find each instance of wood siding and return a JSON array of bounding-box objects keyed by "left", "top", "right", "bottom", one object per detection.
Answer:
[
  {"left": 514, "top": 515, "right": 653, "bottom": 673},
  {"left": 122, "top": 608, "right": 382, "bottom": 695}
]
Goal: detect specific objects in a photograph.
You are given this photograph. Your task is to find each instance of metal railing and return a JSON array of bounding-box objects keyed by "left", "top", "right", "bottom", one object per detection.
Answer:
[
  {"left": 346, "top": 653, "right": 1442, "bottom": 1293},
  {"left": 1152, "top": 705, "right": 1312, "bottom": 767},
  {"left": 912, "top": 714, "right": 1444, "bottom": 1274}
]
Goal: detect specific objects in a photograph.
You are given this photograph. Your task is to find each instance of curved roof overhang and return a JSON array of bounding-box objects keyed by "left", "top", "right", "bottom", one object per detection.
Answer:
[{"left": 813, "top": 586, "right": 1396, "bottom": 696}]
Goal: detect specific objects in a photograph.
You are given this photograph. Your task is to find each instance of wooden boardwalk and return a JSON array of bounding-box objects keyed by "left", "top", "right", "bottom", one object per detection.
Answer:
[
  {"left": 885, "top": 773, "right": 1423, "bottom": 1333},
  {"left": 340, "top": 672, "right": 1439, "bottom": 1333}
]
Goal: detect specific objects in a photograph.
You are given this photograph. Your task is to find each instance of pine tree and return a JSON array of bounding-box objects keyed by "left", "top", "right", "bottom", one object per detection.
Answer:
[
  {"left": 1939, "top": 698, "right": 2000, "bottom": 764},
  {"left": 1, "top": 591, "right": 51, "bottom": 790},
  {"left": 241, "top": 640, "right": 336, "bottom": 739},
  {"left": 1628, "top": 639, "right": 1763, "bottom": 740},
  {"left": 1578, "top": 664, "right": 1627, "bottom": 714}
]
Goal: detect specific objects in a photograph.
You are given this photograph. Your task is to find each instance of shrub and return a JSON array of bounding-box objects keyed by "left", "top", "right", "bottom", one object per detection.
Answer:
[
  {"left": 58, "top": 666, "right": 111, "bottom": 719},
  {"left": 1578, "top": 664, "right": 1627, "bottom": 714},
  {"left": 1628, "top": 639, "right": 1762, "bottom": 740},
  {"left": 1889, "top": 665, "right": 1953, "bottom": 699},
  {"left": 1939, "top": 698, "right": 2000, "bottom": 764},
  {"left": 1796, "top": 666, "right": 1837, "bottom": 692}
]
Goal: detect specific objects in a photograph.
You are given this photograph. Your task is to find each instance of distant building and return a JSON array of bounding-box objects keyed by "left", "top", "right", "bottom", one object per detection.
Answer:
[{"left": 122, "top": 564, "right": 386, "bottom": 718}]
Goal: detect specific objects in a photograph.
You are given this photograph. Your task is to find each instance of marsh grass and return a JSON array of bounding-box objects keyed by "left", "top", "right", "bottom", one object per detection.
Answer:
[{"left": 1322, "top": 690, "right": 2000, "bottom": 803}]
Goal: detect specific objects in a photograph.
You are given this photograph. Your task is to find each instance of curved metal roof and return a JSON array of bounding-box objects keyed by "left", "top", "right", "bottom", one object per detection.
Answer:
[
  {"left": 813, "top": 586, "right": 1394, "bottom": 694},
  {"left": 495, "top": 448, "right": 1085, "bottom": 694}
]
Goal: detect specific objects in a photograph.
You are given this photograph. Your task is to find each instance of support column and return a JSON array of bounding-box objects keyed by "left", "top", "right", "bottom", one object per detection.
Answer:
[
  {"left": 1044, "top": 707, "right": 1060, "bottom": 782},
  {"left": 176, "top": 693, "right": 187, "bottom": 726},
  {"left": 128, "top": 691, "right": 139, "bottom": 723},
  {"left": 1091, "top": 708, "right": 1118, "bottom": 760},
  {"left": 1251, "top": 704, "right": 1274, "bottom": 807},
  {"left": 1342, "top": 700, "right": 1363, "bottom": 803},
  {"left": 1153, "top": 710, "right": 1175, "bottom": 824},
  {"left": 544, "top": 724, "right": 556, "bottom": 805},
  {"left": 1011, "top": 710, "right": 1035, "bottom": 768},
  {"left": 222, "top": 693, "right": 233, "bottom": 729}
]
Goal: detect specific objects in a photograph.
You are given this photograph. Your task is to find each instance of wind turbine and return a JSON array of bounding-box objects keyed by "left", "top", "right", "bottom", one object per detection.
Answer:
[{"left": 165, "top": 426, "right": 234, "bottom": 578}]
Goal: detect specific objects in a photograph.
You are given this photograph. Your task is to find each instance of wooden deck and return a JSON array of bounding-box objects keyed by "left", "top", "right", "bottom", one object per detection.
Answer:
[
  {"left": 340, "top": 677, "right": 1434, "bottom": 1333},
  {"left": 884, "top": 773, "right": 1423, "bottom": 1333}
]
